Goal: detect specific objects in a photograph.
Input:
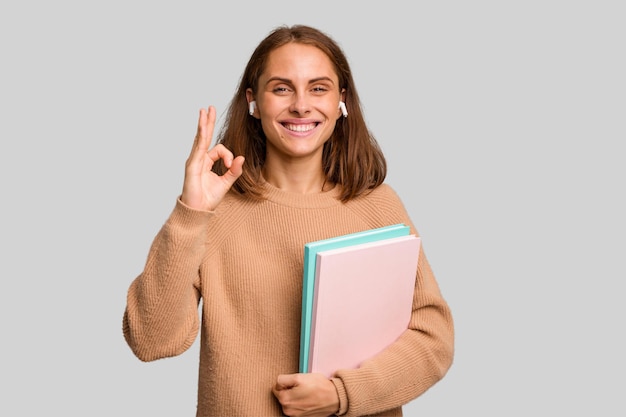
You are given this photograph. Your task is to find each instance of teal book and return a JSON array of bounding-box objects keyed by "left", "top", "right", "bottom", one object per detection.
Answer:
[{"left": 299, "top": 223, "right": 411, "bottom": 373}]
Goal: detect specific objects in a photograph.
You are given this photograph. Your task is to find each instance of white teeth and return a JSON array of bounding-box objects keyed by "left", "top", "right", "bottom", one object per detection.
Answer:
[{"left": 284, "top": 123, "right": 316, "bottom": 132}]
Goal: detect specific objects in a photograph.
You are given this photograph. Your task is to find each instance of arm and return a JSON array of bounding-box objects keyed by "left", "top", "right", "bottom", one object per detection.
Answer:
[
  {"left": 272, "top": 235, "right": 453, "bottom": 417},
  {"left": 332, "top": 244, "right": 454, "bottom": 416},
  {"left": 122, "top": 201, "right": 210, "bottom": 361},
  {"left": 123, "top": 106, "right": 244, "bottom": 361}
]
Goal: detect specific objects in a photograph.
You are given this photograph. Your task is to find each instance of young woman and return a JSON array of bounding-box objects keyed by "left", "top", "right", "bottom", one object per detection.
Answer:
[{"left": 123, "top": 24, "right": 454, "bottom": 417}]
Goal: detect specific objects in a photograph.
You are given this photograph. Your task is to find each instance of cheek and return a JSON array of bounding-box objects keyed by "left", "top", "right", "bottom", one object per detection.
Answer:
[
  {"left": 324, "top": 102, "right": 341, "bottom": 120},
  {"left": 320, "top": 98, "right": 341, "bottom": 118},
  {"left": 259, "top": 117, "right": 286, "bottom": 145},
  {"left": 260, "top": 118, "right": 276, "bottom": 136}
]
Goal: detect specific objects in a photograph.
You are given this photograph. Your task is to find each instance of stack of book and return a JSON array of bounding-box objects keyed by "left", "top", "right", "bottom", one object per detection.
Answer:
[{"left": 299, "top": 224, "right": 421, "bottom": 377}]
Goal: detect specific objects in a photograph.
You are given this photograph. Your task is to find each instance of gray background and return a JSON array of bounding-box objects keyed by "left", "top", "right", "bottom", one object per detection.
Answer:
[{"left": 1, "top": 0, "right": 624, "bottom": 415}]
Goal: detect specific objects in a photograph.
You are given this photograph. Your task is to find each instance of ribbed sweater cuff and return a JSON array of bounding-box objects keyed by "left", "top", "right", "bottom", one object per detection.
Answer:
[
  {"left": 172, "top": 197, "right": 214, "bottom": 222},
  {"left": 331, "top": 377, "right": 348, "bottom": 416},
  {"left": 159, "top": 198, "right": 215, "bottom": 248}
]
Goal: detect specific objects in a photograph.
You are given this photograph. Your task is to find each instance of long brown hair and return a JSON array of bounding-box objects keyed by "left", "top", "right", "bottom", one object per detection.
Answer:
[{"left": 213, "top": 24, "right": 387, "bottom": 202}]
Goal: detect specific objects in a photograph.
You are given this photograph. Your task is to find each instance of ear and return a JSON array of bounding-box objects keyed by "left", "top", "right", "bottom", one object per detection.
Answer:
[
  {"left": 337, "top": 89, "right": 347, "bottom": 119},
  {"left": 246, "top": 88, "right": 259, "bottom": 118}
]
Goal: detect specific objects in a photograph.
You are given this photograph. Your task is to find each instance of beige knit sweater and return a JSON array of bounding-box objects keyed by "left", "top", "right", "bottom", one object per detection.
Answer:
[{"left": 123, "top": 180, "right": 454, "bottom": 417}]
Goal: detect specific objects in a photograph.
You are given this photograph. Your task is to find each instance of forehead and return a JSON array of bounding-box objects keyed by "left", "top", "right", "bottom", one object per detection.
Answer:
[{"left": 262, "top": 43, "right": 338, "bottom": 82}]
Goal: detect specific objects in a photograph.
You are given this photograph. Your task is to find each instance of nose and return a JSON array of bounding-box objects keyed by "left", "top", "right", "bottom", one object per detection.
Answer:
[{"left": 289, "top": 92, "right": 311, "bottom": 116}]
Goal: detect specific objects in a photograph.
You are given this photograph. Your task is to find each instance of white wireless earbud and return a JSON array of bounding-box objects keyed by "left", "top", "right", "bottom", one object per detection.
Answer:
[
  {"left": 338, "top": 101, "right": 348, "bottom": 118},
  {"left": 248, "top": 100, "right": 256, "bottom": 116}
]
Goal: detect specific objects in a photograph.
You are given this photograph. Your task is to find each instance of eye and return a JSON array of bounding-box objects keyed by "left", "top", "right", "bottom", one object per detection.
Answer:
[
  {"left": 273, "top": 86, "right": 292, "bottom": 95},
  {"left": 312, "top": 86, "right": 329, "bottom": 93}
]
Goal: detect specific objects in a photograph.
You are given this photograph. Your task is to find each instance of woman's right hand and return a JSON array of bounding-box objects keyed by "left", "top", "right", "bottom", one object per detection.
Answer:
[{"left": 180, "top": 106, "right": 245, "bottom": 211}]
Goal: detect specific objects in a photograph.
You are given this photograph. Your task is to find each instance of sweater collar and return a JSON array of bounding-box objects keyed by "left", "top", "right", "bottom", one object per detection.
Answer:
[{"left": 259, "top": 176, "right": 343, "bottom": 209}]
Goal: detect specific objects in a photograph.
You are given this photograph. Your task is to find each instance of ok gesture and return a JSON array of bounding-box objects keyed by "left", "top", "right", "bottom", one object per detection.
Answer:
[{"left": 180, "top": 106, "right": 245, "bottom": 211}]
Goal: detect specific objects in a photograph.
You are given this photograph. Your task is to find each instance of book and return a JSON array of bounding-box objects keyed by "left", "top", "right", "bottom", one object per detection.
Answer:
[
  {"left": 298, "top": 223, "right": 413, "bottom": 373},
  {"left": 307, "top": 234, "right": 421, "bottom": 377}
]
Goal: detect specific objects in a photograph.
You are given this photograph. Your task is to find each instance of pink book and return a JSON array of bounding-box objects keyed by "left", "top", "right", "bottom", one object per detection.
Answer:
[{"left": 309, "top": 235, "right": 421, "bottom": 377}]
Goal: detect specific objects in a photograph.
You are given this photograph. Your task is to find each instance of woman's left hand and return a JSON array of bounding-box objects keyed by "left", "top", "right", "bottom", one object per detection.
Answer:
[{"left": 273, "top": 373, "right": 340, "bottom": 417}]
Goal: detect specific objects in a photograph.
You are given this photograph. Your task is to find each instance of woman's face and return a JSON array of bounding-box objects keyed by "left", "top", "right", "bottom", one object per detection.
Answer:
[{"left": 249, "top": 42, "right": 344, "bottom": 163}]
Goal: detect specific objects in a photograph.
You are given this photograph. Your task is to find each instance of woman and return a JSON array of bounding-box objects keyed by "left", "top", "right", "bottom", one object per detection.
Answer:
[{"left": 123, "top": 24, "right": 454, "bottom": 417}]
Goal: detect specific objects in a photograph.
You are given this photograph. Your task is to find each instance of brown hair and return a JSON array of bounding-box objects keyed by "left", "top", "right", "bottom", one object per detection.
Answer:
[{"left": 213, "top": 24, "right": 387, "bottom": 202}]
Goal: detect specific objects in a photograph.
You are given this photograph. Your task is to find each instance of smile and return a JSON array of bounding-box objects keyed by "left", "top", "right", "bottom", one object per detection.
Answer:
[{"left": 282, "top": 123, "right": 318, "bottom": 132}]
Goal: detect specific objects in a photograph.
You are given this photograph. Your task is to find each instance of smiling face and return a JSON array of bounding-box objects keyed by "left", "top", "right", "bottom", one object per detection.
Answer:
[{"left": 248, "top": 42, "right": 344, "bottom": 165}]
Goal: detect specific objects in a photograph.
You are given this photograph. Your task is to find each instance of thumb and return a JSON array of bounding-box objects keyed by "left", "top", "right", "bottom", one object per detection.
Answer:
[
  {"left": 275, "top": 373, "right": 298, "bottom": 391},
  {"left": 221, "top": 155, "right": 245, "bottom": 187}
]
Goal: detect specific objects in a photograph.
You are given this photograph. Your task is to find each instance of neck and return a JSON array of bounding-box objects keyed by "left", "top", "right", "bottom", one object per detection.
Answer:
[{"left": 262, "top": 164, "right": 331, "bottom": 194}]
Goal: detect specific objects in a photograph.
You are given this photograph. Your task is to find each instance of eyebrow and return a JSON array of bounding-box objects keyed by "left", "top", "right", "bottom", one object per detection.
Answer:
[{"left": 265, "top": 76, "right": 336, "bottom": 85}]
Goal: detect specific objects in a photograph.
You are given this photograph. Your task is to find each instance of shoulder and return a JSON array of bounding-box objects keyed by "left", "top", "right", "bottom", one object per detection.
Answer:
[
  {"left": 367, "top": 183, "right": 403, "bottom": 201},
  {"left": 350, "top": 183, "right": 405, "bottom": 208},
  {"left": 205, "top": 190, "right": 261, "bottom": 235},
  {"left": 344, "top": 183, "right": 413, "bottom": 227}
]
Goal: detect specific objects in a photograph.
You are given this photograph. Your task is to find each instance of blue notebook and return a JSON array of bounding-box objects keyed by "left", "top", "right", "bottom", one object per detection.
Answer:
[{"left": 299, "top": 223, "right": 411, "bottom": 373}]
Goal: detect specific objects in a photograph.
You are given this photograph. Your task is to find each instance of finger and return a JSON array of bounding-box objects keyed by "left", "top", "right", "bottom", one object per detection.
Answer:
[
  {"left": 206, "top": 143, "right": 234, "bottom": 165},
  {"left": 200, "top": 106, "right": 217, "bottom": 152},
  {"left": 227, "top": 155, "right": 245, "bottom": 176},
  {"left": 219, "top": 155, "right": 245, "bottom": 189},
  {"left": 276, "top": 373, "right": 298, "bottom": 390},
  {"left": 190, "top": 108, "right": 206, "bottom": 149},
  {"left": 190, "top": 106, "right": 216, "bottom": 158}
]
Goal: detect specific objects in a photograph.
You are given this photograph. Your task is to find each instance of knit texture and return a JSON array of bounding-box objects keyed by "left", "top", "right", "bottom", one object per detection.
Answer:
[{"left": 123, "top": 180, "right": 454, "bottom": 417}]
